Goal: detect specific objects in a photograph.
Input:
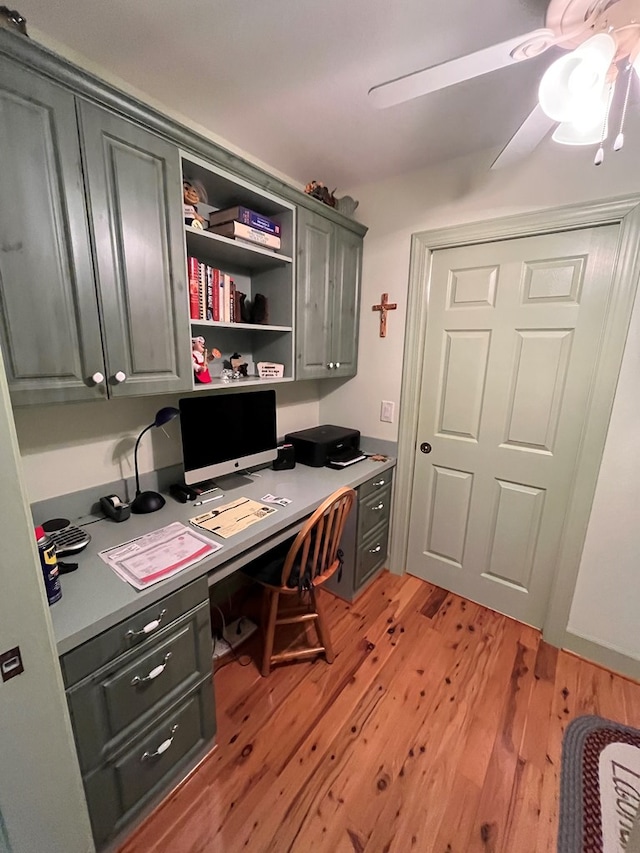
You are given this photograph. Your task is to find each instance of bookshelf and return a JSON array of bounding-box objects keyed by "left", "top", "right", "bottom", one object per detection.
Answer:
[{"left": 181, "top": 152, "right": 296, "bottom": 390}]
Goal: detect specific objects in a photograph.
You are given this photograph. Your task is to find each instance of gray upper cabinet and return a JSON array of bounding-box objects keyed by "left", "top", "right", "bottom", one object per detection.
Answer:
[
  {"left": 296, "top": 205, "right": 363, "bottom": 380},
  {"left": 0, "top": 58, "right": 104, "bottom": 405},
  {"left": 0, "top": 58, "right": 191, "bottom": 406},
  {"left": 78, "top": 103, "right": 191, "bottom": 398}
]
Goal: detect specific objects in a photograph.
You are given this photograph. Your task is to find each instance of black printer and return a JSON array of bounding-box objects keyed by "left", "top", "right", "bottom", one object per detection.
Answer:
[{"left": 284, "top": 425, "right": 366, "bottom": 468}]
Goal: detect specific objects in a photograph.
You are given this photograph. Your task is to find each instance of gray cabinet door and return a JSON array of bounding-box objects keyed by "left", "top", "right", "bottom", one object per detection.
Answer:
[
  {"left": 331, "top": 224, "right": 362, "bottom": 378},
  {"left": 0, "top": 59, "right": 105, "bottom": 405},
  {"left": 78, "top": 102, "right": 191, "bottom": 397},
  {"left": 295, "top": 206, "right": 332, "bottom": 380}
]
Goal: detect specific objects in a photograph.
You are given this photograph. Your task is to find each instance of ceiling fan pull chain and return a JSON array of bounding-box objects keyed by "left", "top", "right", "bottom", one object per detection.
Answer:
[
  {"left": 595, "top": 78, "right": 616, "bottom": 166},
  {"left": 614, "top": 65, "right": 633, "bottom": 152}
]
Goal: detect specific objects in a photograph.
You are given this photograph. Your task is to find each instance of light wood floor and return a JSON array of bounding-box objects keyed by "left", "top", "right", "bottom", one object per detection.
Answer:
[{"left": 119, "top": 571, "right": 640, "bottom": 853}]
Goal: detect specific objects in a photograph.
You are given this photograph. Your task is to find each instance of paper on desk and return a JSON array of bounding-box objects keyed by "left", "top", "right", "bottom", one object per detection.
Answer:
[
  {"left": 190, "top": 497, "right": 277, "bottom": 539},
  {"left": 99, "top": 522, "right": 221, "bottom": 590}
]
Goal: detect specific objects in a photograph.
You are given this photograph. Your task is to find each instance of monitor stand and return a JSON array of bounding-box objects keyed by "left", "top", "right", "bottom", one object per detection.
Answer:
[{"left": 214, "top": 473, "right": 255, "bottom": 490}]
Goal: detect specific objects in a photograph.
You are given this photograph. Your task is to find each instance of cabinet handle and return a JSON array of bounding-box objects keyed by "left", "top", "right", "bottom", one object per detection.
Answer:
[
  {"left": 334, "top": 362, "right": 341, "bottom": 369},
  {"left": 140, "top": 724, "right": 179, "bottom": 762},
  {"left": 368, "top": 544, "right": 382, "bottom": 554},
  {"left": 373, "top": 479, "right": 386, "bottom": 487},
  {"left": 371, "top": 502, "right": 385, "bottom": 511},
  {"left": 113, "top": 370, "right": 127, "bottom": 383},
  {"left": 327, "top": 362, "right": 335, "bottom": 369},
  {"left": 90, "top": 371, "right": 105, "bottom": 385},
  {"left": 126, "top": 609, "right": 167, "bottom": 640},
  {"left": 131, "top": 652, "right": 172, "bottom": 686}
]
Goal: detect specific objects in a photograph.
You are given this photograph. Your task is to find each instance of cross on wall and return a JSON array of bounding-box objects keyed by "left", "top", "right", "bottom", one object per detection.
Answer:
[{"left": 372, "top": 293, "right": 397, "bottom": 337}]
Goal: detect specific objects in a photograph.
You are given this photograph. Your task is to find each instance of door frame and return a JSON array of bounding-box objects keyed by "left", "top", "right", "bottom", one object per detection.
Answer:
[{"left": 390, "top": 194, "right": 640, "bottom": 651}]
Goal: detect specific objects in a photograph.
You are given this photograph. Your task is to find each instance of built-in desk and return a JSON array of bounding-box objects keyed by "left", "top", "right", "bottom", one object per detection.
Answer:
[
  {"left": 49, "top": 457, "right": 394, "bottom": 850},
  {"left": 50, "top": 457, "right": 395, "bottom": 656}
]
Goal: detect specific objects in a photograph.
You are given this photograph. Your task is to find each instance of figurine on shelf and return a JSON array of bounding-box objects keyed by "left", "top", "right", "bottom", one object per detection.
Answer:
[
  {"left": 223, "top": 352, "right": 249, "bottom": 379},
  {"left": 192, "top": 336, "right": 221, "bottom": 384},
  {"left": 183, "top": 179, "right": 207, "bottom": 229}
]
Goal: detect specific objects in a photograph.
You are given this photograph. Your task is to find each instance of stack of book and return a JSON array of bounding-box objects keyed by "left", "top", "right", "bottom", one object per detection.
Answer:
[
  {"left": 188, "top": 257, "right": 245, "bottom": 323},
  {"left": 207, "top": 205, "right": 281, "bottom": 251}
]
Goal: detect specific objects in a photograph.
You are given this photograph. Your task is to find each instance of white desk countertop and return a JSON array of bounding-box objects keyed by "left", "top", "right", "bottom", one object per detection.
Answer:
[{"left": 50, "top": 458, "right": 395, "bottom": 656}]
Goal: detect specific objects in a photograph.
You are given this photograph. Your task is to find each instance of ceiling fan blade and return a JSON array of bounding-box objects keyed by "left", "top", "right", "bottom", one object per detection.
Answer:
[
  {"left": 491, "top": 104, "right": 556, "bottom": 170},
  {"left": 368, "top": 30, "right": 552, "bottom": 109}
]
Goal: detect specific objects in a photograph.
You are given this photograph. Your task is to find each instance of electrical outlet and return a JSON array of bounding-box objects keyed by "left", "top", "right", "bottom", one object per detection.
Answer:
[{"left": 380, "top": 400, "right": 395, "bottom": 423}]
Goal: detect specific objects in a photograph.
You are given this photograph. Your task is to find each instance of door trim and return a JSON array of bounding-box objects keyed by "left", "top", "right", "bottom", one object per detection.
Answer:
[{"left": 390, "top": 194, "right": 640, "bottom": 652}]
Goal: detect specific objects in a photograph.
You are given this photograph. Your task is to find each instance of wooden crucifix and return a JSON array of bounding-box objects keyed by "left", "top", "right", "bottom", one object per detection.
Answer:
[{"left": 372, "top": 293, "right": 397, "bottom": 337}]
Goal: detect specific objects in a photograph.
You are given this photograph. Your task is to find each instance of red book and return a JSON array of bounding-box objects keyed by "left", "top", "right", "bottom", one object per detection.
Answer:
[{"left": 188, "top": 257, "right": 199, "bottom": 320}]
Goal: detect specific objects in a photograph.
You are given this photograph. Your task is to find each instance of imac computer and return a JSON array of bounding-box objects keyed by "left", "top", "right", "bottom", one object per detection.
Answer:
[{"left": 179, "top": 389, "right": 277, "bottom": 486}]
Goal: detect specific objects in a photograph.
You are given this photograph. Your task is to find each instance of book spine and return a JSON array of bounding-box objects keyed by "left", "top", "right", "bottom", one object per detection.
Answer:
[
  {"left": 212, "top": 268, "right": 220, "bottom": 322},
  {"left": 209, "top": 205, "right": 281, "bottom": 236},
  {"left": 206, "top": 266, "right": 213, "bottom": 320},
  {"left": 210, "top": 221, "right": 281, "bottom": 249},
  {"left": 238, "top": 208, "right": 281, "bottom": 237},
  {"left": 188, "top": 257, "right": 199, "bottom": 320},
  {"left": 198, "top": 262, "right": 206, "bottom": 320},
  {"left": 229, "top": 279, "right": 236, "bottom": 324},
  {"left": 222, "top": 273, "right": 231, "bottom": 323}
]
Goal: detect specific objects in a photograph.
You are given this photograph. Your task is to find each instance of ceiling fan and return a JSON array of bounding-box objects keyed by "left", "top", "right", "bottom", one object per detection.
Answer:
[{"left": 368, "top": 0, "right": 640, "bottom": 168}]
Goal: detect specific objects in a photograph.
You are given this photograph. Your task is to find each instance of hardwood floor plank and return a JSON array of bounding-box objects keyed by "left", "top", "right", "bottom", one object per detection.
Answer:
[{"left": 118, "top": 573, "right": 640, "bottom": 853}]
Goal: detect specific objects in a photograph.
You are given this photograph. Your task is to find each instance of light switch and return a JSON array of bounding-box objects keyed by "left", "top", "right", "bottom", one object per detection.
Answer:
[
  {"left": 380, "top": 400, "right": 395, "bottom": 423},
  {"left": 0, "top": 646, "right": 24, "bottom": 682}
]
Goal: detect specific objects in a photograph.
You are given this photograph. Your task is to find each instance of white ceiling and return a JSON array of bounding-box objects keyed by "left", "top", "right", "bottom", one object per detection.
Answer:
[{"left": 18, "top": 0, "right": 552, "bottom": 190}]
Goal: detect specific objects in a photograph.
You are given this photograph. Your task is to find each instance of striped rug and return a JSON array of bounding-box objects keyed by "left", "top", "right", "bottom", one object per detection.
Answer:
[{"left": 559, "top": 715, "right": 640, "bottom": 853}]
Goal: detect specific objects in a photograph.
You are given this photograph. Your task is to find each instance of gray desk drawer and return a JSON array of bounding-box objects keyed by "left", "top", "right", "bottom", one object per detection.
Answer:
[
  {"left": 357, "top": 484, "right": 392, "bottom": 542},
  {"left": 61, "top": 576, "right": 208, "bottom": 687},
  {"left": 68, "top": 601, "right": 211, "bottom": 773},
  {"left": 84, "top": 679, "right": 215, "bottom": 848},
  {"left": 358, "top": 470, "right": 393, "bottom": 501},
  {"left": 356, "top": 522, "right": 390, "bottom": 587}
]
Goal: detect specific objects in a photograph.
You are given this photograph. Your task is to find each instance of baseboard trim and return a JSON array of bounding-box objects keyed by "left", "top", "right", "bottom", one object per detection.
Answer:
[{"left": 562, "top": 630, "right": 640, "bottom": 682}]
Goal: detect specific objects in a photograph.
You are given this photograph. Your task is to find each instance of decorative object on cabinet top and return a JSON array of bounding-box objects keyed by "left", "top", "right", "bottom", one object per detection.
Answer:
[
  {"left": 304, "top": 181, "right": 359, "bottom": 218},
  {"left": 0, "top": 6, "right": 27, "bottom": 35}
]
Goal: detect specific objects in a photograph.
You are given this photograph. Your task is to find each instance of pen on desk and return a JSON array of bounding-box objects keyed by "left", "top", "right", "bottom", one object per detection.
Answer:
[{"left": 193, "top": 494, "right": 224, "bottom": 507}]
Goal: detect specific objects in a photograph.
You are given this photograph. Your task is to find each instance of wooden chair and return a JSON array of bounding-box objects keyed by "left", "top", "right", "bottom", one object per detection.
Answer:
[{"left": 246, "top": 486, "right": 356, "bottom": 676}]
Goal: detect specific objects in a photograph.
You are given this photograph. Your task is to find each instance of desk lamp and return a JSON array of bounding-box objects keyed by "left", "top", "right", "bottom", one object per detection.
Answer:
[{"left": 131, "top": 406, "right": 180, "bottom": 514}]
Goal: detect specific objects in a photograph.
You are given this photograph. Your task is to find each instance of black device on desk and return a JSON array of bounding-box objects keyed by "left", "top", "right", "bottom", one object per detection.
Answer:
[{"left": 284, "top": 425, "right": 366, "bottom": 468}]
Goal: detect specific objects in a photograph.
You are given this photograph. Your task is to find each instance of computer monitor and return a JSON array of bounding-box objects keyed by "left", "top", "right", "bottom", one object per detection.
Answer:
[{"left": 179, "top": 389, "right": 278, "bottom": 486}]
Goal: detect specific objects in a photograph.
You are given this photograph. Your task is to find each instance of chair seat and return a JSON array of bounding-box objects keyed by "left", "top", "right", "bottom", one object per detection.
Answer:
[{"left": 243, "top": 537, "right": 300, "bottom": 589}]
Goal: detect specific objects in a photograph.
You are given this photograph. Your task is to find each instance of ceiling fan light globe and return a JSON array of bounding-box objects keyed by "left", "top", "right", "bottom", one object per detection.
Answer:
[
  {"left": 552, "top": 119, "right": 608, "bottom": 146},
  {"left": 538, "top": 33, "right": 616, "bottom": 122}
]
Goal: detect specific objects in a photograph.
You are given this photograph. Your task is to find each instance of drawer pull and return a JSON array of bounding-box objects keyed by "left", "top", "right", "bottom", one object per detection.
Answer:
[
  {"left": 371, "top": 501, "right": 385, "bottom": 511},
  {"left": 141, "top": 724, "right": 179, "bottom": 762},
  {"left": 131, "top": 652, "right": 172, "bottom": 686},
  {"left": 373, "top": 479, "right": 386, "bottom": 487},
  {"left": 126, "top": 609, "right": 168, "bottom": 640},
  {"left": 368, "top": 544, "right": 382, "bottom": 554}
]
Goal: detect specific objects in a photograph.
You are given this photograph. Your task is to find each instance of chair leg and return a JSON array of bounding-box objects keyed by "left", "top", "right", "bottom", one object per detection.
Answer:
[
  {"left": 313, "top": 589, "right": 335, "bottom": 665},
  {"left": 261, "top": 589, "right": 280, "bottom": 677}
]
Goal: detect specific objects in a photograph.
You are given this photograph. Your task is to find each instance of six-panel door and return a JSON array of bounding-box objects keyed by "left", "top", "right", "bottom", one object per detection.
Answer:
[
  {"left": 407, "top": 226, "right": 620, "bottom": 627},
  {"left": 0, "top": 58, "right": 105, "bottom": 405}
]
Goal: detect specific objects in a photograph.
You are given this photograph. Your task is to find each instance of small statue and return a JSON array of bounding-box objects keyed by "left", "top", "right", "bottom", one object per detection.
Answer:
[
  {"left": 183, "top": 179, "right": 207, "bottom": 229},
  {"left": 192, "top": 336, "right": 221, "bottom": 384},
  {"left": 304, "top": 180, "right": 336, "bottom": 208},
  {"left": 223, "top": 352, "right": 249, "bottom": 379},
  {"left": 0, "top": 7, "right": 28, "bottom": 35}
]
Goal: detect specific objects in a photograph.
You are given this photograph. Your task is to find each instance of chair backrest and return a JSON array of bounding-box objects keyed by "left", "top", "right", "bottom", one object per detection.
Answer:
[{"left": 280, "top": 486, "right": 356, "bottom": 589}]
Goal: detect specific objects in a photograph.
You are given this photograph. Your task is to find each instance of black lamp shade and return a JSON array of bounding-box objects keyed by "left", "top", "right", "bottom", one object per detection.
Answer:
[{"left": 131, "top": 407, "right": 180, "bottom": 514}]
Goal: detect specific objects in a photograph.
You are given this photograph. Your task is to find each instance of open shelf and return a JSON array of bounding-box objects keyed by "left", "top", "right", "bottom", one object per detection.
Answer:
[
  {"left": 191, "top": 320, "right": 292, "bottom": 333},
  {"left": 192, "top": 376, "right": 295, "bottom": 392},
  {"left": 185, "top": 225, "right": 292, "bottom": 270}
]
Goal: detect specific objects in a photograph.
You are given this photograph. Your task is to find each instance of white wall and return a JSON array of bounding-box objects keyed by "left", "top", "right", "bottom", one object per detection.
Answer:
[
  {"left": 15, "top": 382, "right": 321, "bottom": 502},
  {"left": 319, "top": 131, "right": 640, "bottom": 661}
]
